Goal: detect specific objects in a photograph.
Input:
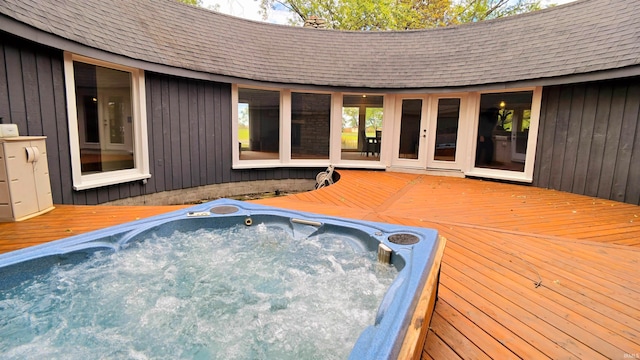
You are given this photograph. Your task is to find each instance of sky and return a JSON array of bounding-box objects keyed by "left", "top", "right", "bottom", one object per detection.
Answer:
[
  {"left": 201, "top": 0, "right": 578, "bottom": 25},
  {"left": 201, "top": 0, "right": 292, "bottom": 24}
]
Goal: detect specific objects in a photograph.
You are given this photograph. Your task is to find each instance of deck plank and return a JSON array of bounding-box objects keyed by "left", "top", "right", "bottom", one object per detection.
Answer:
[
  {"left": 423, "top": 326, "right": 464, "bottom": 360},
  {"left": 431, "top": 300, "right": 520, "bottom": 360},
  {"left": 443, "top": 244, "right": 625, "bottom": 358},
  {"left": 0, "top": 170, "right": 639, "bottom": 359},
  {"left": 0, "top": 205, "right": 190, "bottom": 253},
  {"left": 427, "top": 310, "right": 493, "bottom": 360}
]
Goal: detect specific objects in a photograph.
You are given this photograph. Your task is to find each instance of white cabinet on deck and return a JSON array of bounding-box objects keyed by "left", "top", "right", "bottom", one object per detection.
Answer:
[{"left": 0, "top": 136, "right": 55, "bottom": 222}]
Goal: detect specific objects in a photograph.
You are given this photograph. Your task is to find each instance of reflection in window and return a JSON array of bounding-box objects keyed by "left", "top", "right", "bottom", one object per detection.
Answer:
[
  {"left": 291, "top": 93, "right": 331, "bottom": 159},
  {"left": 341, "top": 107, "right": 359, "bottom": 150},
  {"left": 73, "top": 62, "right": 134, "bottom": 174},
  {"left": 434, "top": 98, "right": 460, "bottom": 162},
  {"left": 475, "top": 91, "right": 533, "bottom": 171},
  {"left": 341, "top": 95, "right": 383, "bottom": 161},
  {"left": 238, "top": 102, "right": 250, "bottom": 151},
  {"left": 238, "top": 88, "right": 280, "bottom": 160}
]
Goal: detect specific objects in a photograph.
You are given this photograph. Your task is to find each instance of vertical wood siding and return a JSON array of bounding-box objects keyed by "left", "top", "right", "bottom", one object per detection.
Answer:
[
  {"left": 535, "top": 77, "right": 640, "bottom": 205},
  {"left": 144, "top": 72, "right": 319, "bottom": 194},
  {"left": 0, "top": 33, "right": 72, "bottom": 205},
  {"left": 1, "top": 33, "right": 318, "bottom": 205}
]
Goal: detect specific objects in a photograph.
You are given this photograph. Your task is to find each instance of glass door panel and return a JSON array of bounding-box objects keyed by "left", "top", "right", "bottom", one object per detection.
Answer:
[
  {"left": 433, "top": 98, "right": 460, "bottom": 162},
  {"left": 426, "top": 96, "right": 464, "bottom": 171},
  {"left": 341, "top": 95, "right": 384, "bottom": 161},
  {"left": 398, "top": 99, "right": 422, "bottom": 159},
  {"left": 341, "top": 107, "right": 359, "bottom": 151}
]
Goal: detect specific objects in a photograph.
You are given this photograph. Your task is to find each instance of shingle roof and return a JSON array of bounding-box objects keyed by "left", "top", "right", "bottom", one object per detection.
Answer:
[{"left": 1, "top": 0, "right": 639, "bottom": 89}]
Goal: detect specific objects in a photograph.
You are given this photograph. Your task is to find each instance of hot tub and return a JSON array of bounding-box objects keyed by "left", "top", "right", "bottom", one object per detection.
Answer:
[{"left": 0, "top": 199, "right": 444, "bottom": 359}]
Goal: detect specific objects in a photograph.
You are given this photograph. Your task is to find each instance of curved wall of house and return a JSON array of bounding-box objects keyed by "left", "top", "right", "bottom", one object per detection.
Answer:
[
  {"left": 0, "top": 33, "right": 319, "bottom": 205},
  {"left": 2, "top": 0, "right": 640, "bottom": 206},
  {"left": 535, "top": 77, "right": 640, "bottom": 205},
  {"left": 1, "top": 0, "right": 639, "bottom": 89}
]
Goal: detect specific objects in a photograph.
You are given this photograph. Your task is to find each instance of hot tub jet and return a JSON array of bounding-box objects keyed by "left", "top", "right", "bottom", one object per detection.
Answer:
[{"left": 377, "top": 243, "right": 392, "bottom": 264}]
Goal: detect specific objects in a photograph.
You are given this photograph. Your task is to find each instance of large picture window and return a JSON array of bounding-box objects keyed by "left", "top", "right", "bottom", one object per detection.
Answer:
[
  {"left": 291, "top": 92, "right": 331, "bottom": 159},
  {"left": 73, "top": 62, "right": 134, "bottom": 174},
  {"left": 238, "top": 88, "right": 281, "bottom": 160},
  {"left": 64, "top": 54, "right": 149, "bottom": 190},
  {"left": 475, "top": 91, "right": 533, "bottom": 172}
]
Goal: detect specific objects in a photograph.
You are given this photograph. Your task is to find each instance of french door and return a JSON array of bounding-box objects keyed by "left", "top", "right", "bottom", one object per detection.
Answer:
[
  {"left": 392, "top": 96, "right": 428, "bottom": 168},
  {"left": 392, "top": 95, "right": 465, "bottom": 171},
  {"left": 425, "top": 96, "right": 465, "bottom": 170}
]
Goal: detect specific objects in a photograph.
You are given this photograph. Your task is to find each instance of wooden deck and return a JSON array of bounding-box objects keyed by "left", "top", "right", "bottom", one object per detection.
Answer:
[{"left": 1, "top": 170, "right": 639, "bottom": 359}]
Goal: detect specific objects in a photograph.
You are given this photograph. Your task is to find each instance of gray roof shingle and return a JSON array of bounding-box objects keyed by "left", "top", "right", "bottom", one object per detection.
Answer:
[{"left": 1, "top": 0, "right": 638, "bottom": 89}]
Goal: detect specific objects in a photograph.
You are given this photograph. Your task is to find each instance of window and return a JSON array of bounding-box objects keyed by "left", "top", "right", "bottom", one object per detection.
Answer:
[
  {"left": 64, "top": 53, "right": 149, "bottom": 190},
  {"left": 237, "top": 88, "right": 280, "bottom": 160},
  {"left": 291, "top": 92, "right": 331, "bottom": 159},
  {"left": 475, "top": 91, "right": 533, "bottom": 172},
  {"left": 234, "top": 89, "right": 386, "bottom": 166},
  {"left": 341, "top": 95, "right": 384, "bottom": 161}
]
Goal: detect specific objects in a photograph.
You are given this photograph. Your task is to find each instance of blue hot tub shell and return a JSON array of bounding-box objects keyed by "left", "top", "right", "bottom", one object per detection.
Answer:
[{"left": 0, "top": 199, "right": 442, "bottom": 359}]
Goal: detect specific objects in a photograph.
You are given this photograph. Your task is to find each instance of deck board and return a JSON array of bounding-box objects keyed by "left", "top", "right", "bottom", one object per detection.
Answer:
[
  {"left": 443, "top": 244, "right": 625, "bottom": 358},
  {"left": 425, "top": 312, "right": 493, "bottom": 360},
  {"left": 0, "top": 170, "right": 639, "bottom": 359}
]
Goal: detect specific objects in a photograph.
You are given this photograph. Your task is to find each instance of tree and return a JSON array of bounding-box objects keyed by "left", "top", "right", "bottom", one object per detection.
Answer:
[
  {"left": 259, "top": 0, "right": 544, "bottom": 30},
  {"left": 395, "top": 0, "right": 456, "bottom": 29},
  {"left": 260, "top": 0, "right": 452, "bottom": 30},
  {"left": 453, "top": 0, "right": 542, "bottom": 23},
  {"left": 176, "top": 0, "right": 202, "bottom": 6},
  {"left": 342, "top": 107, "right": 359, "bottom": 129}
]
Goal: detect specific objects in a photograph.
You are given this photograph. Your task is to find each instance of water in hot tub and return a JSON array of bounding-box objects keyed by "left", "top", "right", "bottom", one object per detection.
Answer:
[{"left": 0, "top": 223, "right": 397, "bottom": 359}]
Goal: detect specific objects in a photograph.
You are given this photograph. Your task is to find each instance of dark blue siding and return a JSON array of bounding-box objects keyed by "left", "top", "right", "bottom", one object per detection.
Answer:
[
  {"left": 1, "top": 32, "right": 318, "bottom": 205},
  {"left": 535, "top": 77, "right": 640, "bottom": 205}
]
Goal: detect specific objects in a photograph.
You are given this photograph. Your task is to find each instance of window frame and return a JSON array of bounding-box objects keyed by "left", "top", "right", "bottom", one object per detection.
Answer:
[
  {"left": 233, "top": 85, "right": 334, "bottom": 169},
  {"left": 337, "top": 93, "right": 387, "bottom": 167},
  {"left": 233, "top": 85, "right": 284, "bottom": 168},
  {"left": 63, "top": 52, "right": 150, "bottom": 190},
  {"left": 465, "top": 86, "right": 542, "bottom": 183},
  {"left": 289, "top": 90, "right": 333, "bottom": 162}
]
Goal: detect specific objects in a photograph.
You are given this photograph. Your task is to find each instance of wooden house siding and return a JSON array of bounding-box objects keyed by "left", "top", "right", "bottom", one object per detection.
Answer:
[
  {"left": 0, "top": 33, "right": 72, "bottom": 205},
  {"left": 143, "top": 72, "right": 319, "bottom": 195},
  {"left": 534, "top": 77, "right": 640, "bottom": 205},
  {"left": 0, "top": 34, "right": 318, "bottom": 205}
]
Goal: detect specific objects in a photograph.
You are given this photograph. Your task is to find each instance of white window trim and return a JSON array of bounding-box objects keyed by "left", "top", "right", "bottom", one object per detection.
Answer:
[
  {"left": 231, "top": 84, "right": 541, "bottom": 180},
  {"left": 232, "top": 85, "right": 285, "bottom": 169},
  {"left": 63, "top": 52, "right": 150, "bottom": 191}
]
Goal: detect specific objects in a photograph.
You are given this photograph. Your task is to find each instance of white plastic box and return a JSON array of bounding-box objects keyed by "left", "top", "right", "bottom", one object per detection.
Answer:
[{"left": 0, "top": 136, "right": 55, "bottom": 221}]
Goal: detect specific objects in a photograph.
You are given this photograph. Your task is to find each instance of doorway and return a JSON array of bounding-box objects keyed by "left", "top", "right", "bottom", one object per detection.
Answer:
[
  {"left": 341, "top": 95, "right": 384, "bottom": 161},
  {"left": 392, "top": 95, "right": 465, "bottom": 172},
  {"left": 426, "top": 97, "right": 463, "bottom": 170}
]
